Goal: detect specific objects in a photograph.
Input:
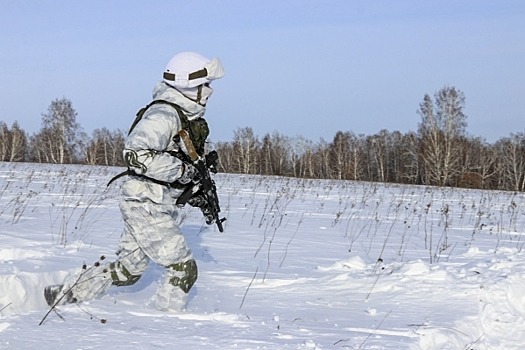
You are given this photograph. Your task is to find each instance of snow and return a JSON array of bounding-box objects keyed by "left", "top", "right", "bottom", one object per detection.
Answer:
[{"left": 1, "top": 161, "right": 525, "bottom": 349}]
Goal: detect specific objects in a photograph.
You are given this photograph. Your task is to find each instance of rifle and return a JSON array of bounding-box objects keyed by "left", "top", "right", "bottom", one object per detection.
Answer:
[{"left": 175, "top": 130, "right": 226, "bottom": 232}]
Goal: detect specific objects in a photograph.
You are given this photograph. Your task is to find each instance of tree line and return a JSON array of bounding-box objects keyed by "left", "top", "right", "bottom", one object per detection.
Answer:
[
  {"left": 216, "top": 86, "right": 525, "bottom": 191},
  {"left": 1, "top": 98, "right": 126, "bottom": 167},
  {"left": 1, "top": 87, "right": 524, "bottom": 191}
]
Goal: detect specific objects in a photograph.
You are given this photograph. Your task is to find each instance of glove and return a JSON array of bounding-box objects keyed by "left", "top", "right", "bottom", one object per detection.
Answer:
[
  {"left": 187, "top": 193, "right": 207, "bottom": 208},
  {"left": 177, "top": 163, "right": 199, "bottom": 185},
  {"left": 188, "top": 192, "right": 215, "bottom": 225}
]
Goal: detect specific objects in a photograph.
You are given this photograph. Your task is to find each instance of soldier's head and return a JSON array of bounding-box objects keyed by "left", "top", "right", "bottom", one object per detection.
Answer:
[{"left": 163, "top": 52, "right": 224, "bottom": 106}]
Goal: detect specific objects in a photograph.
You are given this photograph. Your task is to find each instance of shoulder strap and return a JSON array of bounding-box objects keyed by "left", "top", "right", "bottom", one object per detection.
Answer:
[
  {"left": 128, "top": 100, "right": 189, "bottom": 136},
  {"left": 130, "top": 99, "right": 209, "bottom": 156},
  {"left": 108, "top": 100, "right": 193, "bottom": 187}
]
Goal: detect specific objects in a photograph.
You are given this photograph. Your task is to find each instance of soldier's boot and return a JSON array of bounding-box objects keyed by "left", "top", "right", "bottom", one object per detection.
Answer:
[
  {"left": 44, "top": 284, "right": 77, "bottom": 307},
  {"left": 154, "top": 259, "right": 197, "bottom": 311}
]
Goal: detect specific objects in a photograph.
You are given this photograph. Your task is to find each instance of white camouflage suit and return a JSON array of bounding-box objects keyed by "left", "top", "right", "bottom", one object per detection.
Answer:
[{"left": 59, "top": 77, "right": 216, "bottom": 310}]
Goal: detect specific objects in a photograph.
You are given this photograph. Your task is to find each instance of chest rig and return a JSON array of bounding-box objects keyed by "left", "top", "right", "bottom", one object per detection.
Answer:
[
  {"left": 130, "top": 99, "right": 209, "bottom": 157},
  {"left": 107, "top": 100, "right": 209, "bottom": 187}
]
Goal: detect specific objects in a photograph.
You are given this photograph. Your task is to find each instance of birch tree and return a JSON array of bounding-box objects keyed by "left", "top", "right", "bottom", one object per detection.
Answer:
[
  {"left": 496, "top": 133, "right": 525, "bottom": 191},
  {"left": 84, "top": 128, "right": 125, "bottom": 166},
  {"left": 0, "top": 122, "right": 27, "bottom": 162},
  {"left": 418, "top": 86, "right": 467, "bottom": 186},
  {"left": 232, "top": 127, "right": 260, "bottom": 174},
  {"left": 7, "top": 122, "right": 27, "bottom": 162},
  {"left": 33, "top": 98, "right": 82, "bottom": 164},
  {"left": 0, "top": 122, "right": 8, "bottom": 160}
]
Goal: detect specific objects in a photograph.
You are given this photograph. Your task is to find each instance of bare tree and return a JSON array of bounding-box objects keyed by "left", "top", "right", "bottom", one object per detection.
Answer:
[
  {"left": 260, "top": 134, "right": 273, "bottom": 175},
  {"left": 477, "top": 142, "right": 498, "bottom": 189},
  {"left": 7, "top": 122, "right": 27, "bottom": 162},
  {"left": 214, "top": 140, "right": 234, "bottom": 173},
  {"left": 367, "top": 130, "right": 392, "bottom": 182},
  {"left": 458, "top": 136, "right": 497, "bottom": 189},
  {"left": 32, "top": 98, "right": 82, "bottom": 164},
  {"left": 297, "top": 140, "right": 319, "bottom": 178},
  {"left": 111, "top": 129, "right": 126, "bottom": 166},
  {"left": 260, "top": 131, "right": 290, "bottom": 176},
  {"left": 346, "top": 133, "right": 366, "bottom": 181},
  {"left": 0, "top": 122, "right": 8, "bottom": 161},
  {"left": 289, "top": 136, "right": 313, "bottom": 178},
  {"left": 398, "top": 131, "right": 421, "bottom": 184},
  {"left": 418, "top": 86, "right": 467, "bottom": 186},
  {"left": 327, "top": 131, "right": 366, "bottom": 181},
  {"left": 0, "top": 121, "right": 30, "bottom": 162},
  {"left": 84, "top": 128, "right": 126, "bottom": 166},
  {"left": 386, "top": 130, "right": 409, "bottom": 184},
  {"left": 329, "top": 131, "right": 351, "bottom": 180},
  {"left": 496, "top": 133, "right": 525, "bottom": 191},
  {"left": 232, "top": 127, "right": 260, "bottom": 174},
  {"left": 316, "top": 139, "right": 331, "bottom": 179}
]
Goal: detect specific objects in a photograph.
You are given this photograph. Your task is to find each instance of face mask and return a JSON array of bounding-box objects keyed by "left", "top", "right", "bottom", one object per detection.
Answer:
[
  {"left": 177, "top": 83, "right": 213, "bottom": 106},
  {"left": 198, "top": 83, "right": 213, "bottom": 106}
]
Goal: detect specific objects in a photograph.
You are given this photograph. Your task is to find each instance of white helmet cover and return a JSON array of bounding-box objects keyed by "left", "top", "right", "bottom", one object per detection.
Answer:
[{"left": 163, "top": 52, "right": 224, "bottom": 88}]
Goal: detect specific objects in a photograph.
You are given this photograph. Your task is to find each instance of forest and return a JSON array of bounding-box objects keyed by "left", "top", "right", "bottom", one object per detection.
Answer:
[{"left": 1, "top": 86, "right": 524, "bottom": 191}]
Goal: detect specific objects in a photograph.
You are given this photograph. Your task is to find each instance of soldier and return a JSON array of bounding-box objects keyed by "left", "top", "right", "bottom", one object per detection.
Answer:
[{"left": 45, "top": 52, "right": 224, "bottom": 311}]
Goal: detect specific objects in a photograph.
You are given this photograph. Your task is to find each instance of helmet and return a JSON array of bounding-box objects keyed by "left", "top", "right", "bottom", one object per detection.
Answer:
[{"left": 163, "top": 52, "right": 224, "bottom": 89}]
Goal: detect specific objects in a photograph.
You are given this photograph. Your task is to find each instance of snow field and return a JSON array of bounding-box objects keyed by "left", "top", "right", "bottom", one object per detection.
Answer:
[{"left": 0, "top": 162, "right": 525, "bottom": 349}]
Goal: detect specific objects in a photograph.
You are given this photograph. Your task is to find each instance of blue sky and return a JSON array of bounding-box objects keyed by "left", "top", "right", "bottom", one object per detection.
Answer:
[{"left": 1, "top": 0, "right": 524, "bottom": 143}]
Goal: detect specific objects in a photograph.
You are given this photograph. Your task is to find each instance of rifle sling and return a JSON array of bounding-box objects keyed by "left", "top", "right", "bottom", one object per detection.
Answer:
[{"left": 178, "top": 129, "right": 199, "bottom": 162}]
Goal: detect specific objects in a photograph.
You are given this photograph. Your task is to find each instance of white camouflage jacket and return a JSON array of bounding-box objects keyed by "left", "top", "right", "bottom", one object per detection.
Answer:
[{"left": 121, "top": 81, "right": 206, "bottom": 204}]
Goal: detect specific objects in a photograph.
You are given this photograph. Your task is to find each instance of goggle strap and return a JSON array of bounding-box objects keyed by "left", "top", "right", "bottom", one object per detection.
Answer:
[{"left": 163, "top": 68, "right": 208, "bottom": 82}]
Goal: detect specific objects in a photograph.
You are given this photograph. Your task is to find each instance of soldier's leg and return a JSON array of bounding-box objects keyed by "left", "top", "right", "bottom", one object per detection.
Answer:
[
  {"left": 125, "top": 201, "right": 197, "bottom": 310},
  {"left": 45, "top": 247, "right": 149, "bottom": 306},
  {"left": 58, "top": 249, "right": 148, "bottom": 304},
  {"left": 45, "top": 200, "right": 151, "bottom": 306}
]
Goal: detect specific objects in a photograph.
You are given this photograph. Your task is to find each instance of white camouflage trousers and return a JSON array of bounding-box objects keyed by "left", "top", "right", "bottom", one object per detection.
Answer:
[{"left": 62, "top": 197, "right": 195, "bottom": 310}]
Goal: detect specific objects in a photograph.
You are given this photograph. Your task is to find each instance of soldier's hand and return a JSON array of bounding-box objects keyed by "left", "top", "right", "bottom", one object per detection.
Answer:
[
  {"left": 177, "top": 163, "right": 200, "bottom": 184},
  {"left": 188, "top": 193, "right": 214, "bottom": 225}
]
